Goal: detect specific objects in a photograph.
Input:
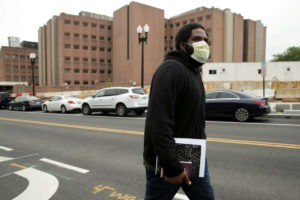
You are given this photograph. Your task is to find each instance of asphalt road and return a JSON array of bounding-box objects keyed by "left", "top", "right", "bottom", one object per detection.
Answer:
[{"left": 0, "top": 110, "right": 299, "bottom": 200}]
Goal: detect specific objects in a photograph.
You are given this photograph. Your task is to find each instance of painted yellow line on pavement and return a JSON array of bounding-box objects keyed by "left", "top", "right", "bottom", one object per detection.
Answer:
[
  {"left": 10, "top": 162, "right": 27, "bottom": 169},
  {"left": 1, "top": 117, "right": 299, "bottom": 150}
]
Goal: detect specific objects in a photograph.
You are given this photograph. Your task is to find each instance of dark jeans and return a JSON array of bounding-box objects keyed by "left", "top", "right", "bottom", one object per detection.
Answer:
[{"left": 144, "top": 159, "right": 215, "bottom": 200}]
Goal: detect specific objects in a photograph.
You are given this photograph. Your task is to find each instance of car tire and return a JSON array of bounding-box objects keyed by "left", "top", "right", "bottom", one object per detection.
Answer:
[
  {"left": 61, "top": 105, "right": 67, "bottom": 114},
  {"left": 82, "top": 104, "right": 91, "bottom": 115},
  {"left": 22, "top": 105, "right": 27, "bottom": 111},
  {"left": 43, "top": 105, "right": 48, "bottom": 112},
  {"left": 234, "top": 107, "right": 250, "bottom": 122},
  {"left": 116, "top": 103, "right": 127, "bottom": 117}
]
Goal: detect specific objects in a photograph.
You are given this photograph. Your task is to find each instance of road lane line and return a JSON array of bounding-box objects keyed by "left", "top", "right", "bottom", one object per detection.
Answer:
[
  {"left": 0, "top": 145, "right": 13, "bottom": 151},
  {"left": 174, "top": 193, "right": 189, "bottom": 200},
  {"left": 0, "top": 156, "right": 13, "bottom": 162},
  {"left": 0, "top": 117, "right": 299, "bottom": 149},
  {"left": 13, "top": 167, "right": 59, "bottom": 200},
  {"left": 10, "top": 162, "right": 27, "bottom": 169},
  {"left": 40, "top": 158, "right": 90, "bottom": 174}
]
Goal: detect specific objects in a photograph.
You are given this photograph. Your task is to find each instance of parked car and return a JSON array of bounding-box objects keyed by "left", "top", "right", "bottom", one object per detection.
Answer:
[
  {"left": 42, "top": 95, "right": 83, "bottom": 113},
  {"left": 0, "top": 92, "right": 15, "bottom": 109},
  {"left": 205, "top": 90, "right": 271, "bottom": 122},
  {"left": 8, "top": 96, "right": 42, "bottom": 111},
  {"left": 81, "top": 87, "right": 148, "bottom": 116}
]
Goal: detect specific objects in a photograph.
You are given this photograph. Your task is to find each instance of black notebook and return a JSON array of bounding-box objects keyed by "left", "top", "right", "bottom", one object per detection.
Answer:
[{"left": 155, "top": 138, "right": 206, "bottom": 177}]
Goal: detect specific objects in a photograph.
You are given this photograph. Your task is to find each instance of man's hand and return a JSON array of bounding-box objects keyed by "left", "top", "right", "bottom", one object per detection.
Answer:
[{"left": 165, "top": 170, "right": 191, "bottom": 185}]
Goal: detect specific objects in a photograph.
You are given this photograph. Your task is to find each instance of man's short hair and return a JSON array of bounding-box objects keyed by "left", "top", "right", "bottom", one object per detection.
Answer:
[{"left": 175, "top": 23, "right": 208, "bottom": 50}]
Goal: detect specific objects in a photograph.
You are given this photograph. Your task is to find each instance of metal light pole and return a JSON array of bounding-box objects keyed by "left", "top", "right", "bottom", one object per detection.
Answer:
[
  {"left": 29, "top": 52, "right": 37, "bottom": 96},
  {"left": 137, "top": 24, "right": 149, "bottom": 88}
]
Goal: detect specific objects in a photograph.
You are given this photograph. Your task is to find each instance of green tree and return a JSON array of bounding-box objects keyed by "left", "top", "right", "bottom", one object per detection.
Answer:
[{"left": 272, "top": 46, "right": 300, "bottom": 61}]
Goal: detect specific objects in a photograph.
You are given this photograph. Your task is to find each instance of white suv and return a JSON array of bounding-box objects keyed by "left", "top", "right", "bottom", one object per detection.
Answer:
[{"left": 81, "top": 87, "right": 148, "bottom": 116}]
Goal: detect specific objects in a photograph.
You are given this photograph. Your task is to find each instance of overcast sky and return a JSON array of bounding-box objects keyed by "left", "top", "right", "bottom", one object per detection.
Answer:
[{"left": 1, "top": 0, "right": 299, "bottom": 61}]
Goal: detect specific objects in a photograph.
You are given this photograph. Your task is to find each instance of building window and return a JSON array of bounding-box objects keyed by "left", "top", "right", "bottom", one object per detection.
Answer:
[
  {"left": 170, "top": 24, "right": 173, "bottom": 28},
  {"left": 83, "top": 81, "right": 89, "bottom": 85},
  {"left": 64, "top": 57, "right": 71, "bottom": 61},
  {"left": 100, "top": 47, "right": 105, "bottom": 52},
  {"left": 107, "top": 48, "right": 111, "bottom": 52},
  {"left": 74, "top": 33, "right": 80, "bottom": 38},
  {"left": 91, "top": 46, "right": 97, "bottom": 51},
  {"left": 91, "top": 69, "right": 97, "bottom": 73},
  {"left": 100, "top": 36, "right": 105, "bottom": 41},
  {"left": 83, "top": 45, "right": 88, "bottom": 50},
  {"left": 91, "top": 23, "right": 97, "bottom": 28},
  {"left": 83, "top": 57, "right": 88, "bottom": 62},
  {"left": 64, "top": 32, "right": 70, "bottom": 37},
  {"left": 100, "top": 24, "right": 105, "bottom": 29},
  {"left": 74, "top": 69, "right": 80, "bottom": 73},
  {"left": 209, "top": 69, "right": 217, "bottom": 75},
  {"left": 83, "top": 22, "right": 89, "bottom": 27},
  {"left": 65, "top": 80, "right": 71, "bottom": 85},
  {"left": 107, "top": 26, "right": 111, "bottom": 30},
  {"left": 258, "top": 69, "right": 262, "bottom": 74},
  {"left": 183, "top": 20, "right": 187, "bottom": 25},
  {"left": 100, "top": 69, "right": 105, "bottom": 74},
  {"left": 74, "top": 45, "right": 80, "bottom": 49},
  {"left": 107, "top": 59, "right": 111, "bottom": 63},
  {"left": 206, "top": 15, "right": 212, "bottom": 20},
  {"left": 190, "top": 19, "right": 195, "bottom": 22},
  {"left": 176, "top": 22, "right": 180, "bottom": 27},
  {"left": 107, "top": 37, "right": 111, "bottom": 41},
  {"left": 91, "top": 58, "right": 97, "bottom": 63},
  {"left": 73, "top": 21, "right": 80, "bottom": 25},
  {"left": 64, "top": 44, "right": 71, "bottom": 49},
  {"left": 83, "top": 69, "right": 89, "bottom": 73},
  {"left": 91, "top": 35, "right": 97, "bottom": 40},
  {"left": 100, "top": 59, "right": 105, "bottom": 63},
  {"left": 74, "top": 80, "right": 80, "bottom": 85},
  {"left": 197, "top": 16, "right": 203, "bottom": 22},
  {"left": 64, "top": 68, "right": 71, "bottom": 73},
  {"left": 64, "top": 20, "right": 71, "bottom": 24},
  {"left": 74, "top": 57, "right": 80, "bottom": 62},
  {"left": 20, "top": 55, "right": 26, "bottom": 59},
  {"left": 108, "top": 70, "right": 112, "bottom": 74},
  {"left": 83, "top": 34, "right": 88, "bottom": 39}
]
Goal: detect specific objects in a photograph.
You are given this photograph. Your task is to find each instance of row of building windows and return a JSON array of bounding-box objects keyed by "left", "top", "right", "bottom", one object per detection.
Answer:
[
  {"left": 64, "top": 57, "right": 111, "bottom": 63},
  {"left": 64, "top": 68, "right": 111, "bottom": 74},
  {"left": 166, "top": 14, "right": 212, "bottom": 28},
  {"left": 5, "top": 65, "right": 38, "bottom": 70},
  {"left": 65, "top": 80, "right": 107, "bottom": 85},
  {"left": 3, "top": 54, "right": 29, "bottom": 59},
  {"left": 64, "top": 32, "right": 112, "bottom": 41},
  {"left": 5, "top": 75, "right": 38, "bottom": 82},
  {"left": 64, "top": 20, "right": 112, "bottom": 30},
  {"left": 64, "top": 44, "right": 112, "bottom": 52}
]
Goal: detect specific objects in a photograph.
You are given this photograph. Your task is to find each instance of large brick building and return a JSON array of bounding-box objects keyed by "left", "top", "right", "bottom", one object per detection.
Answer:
[
  {"left": 0, "top": 41, "right": 38, "bottom": 87},
  {"left": 37, "top": 1, "right": 266, "bottom": 87}
]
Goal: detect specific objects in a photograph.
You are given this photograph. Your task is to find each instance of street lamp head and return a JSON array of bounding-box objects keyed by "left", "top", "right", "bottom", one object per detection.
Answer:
[
  {"left": 29, "top": 52, "right": 36, "bottom": 59},
  {"left": 144, "top": 24, "right": 149, "bottom": 33},
  {"left": 137, "top": 25, "right": 142, "bottom": 33}
]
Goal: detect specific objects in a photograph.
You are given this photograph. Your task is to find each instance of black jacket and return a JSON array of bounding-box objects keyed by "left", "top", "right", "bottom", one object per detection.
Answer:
[{"left": 143, "top": 50, "right": 207, "bottom": 177}]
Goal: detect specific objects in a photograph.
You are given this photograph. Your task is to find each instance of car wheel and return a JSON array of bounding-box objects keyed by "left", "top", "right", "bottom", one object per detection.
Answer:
[
  {"left": 61, "top": 105, "right": 67, "bottom": 114},
  {"left": 43, "top": 105, "right": 48, "bottom": 112},
  {"left": 116, "top": 103, "right": 127, "bottom": 117},
  {"left": 234, "top": 107, "right": 250, "bottom": 122},
  {"left": 135, "top": 110, "right": 145, "bottom": 116},
  {"left": 22, "top": 105, "right": 27, "bottom": 111},
  {"left": 8, "top": 105, "right": 13, "bottom": 111},
  {"left": 82, "top": 104, "right": 91, "bottom": 115}
]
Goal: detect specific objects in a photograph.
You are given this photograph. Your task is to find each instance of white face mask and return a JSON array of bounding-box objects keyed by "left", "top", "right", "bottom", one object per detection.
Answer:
[{"left": 190, "top": 41, "right": 210, "bottom": 64}]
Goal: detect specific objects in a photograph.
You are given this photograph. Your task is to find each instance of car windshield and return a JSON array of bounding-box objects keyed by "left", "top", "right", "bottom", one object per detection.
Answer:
[{"left": 132, "top": 88, "right": 145, "bottom": 95}]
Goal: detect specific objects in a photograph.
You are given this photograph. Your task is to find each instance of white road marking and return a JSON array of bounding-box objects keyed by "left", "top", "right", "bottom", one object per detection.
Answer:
[
  {"left": 13, "top": 167, "right": 59, "bottom": 200},
  {"left": 0, "top": 145, "right": 13, "bottom": 151},
  {"left": 40, "top": 158, "right": 90, "bottom": 174},
  {"left": 174, "top": 193, "right": 189, "bottom": 200},
  {"left": 0, "top": 156, "right": 13, "bottom": 162}
]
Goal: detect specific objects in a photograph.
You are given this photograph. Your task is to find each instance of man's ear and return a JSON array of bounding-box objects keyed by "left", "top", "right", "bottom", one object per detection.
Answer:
[{"left": 184, "top": 43, "right": 194, "bottom": 55}]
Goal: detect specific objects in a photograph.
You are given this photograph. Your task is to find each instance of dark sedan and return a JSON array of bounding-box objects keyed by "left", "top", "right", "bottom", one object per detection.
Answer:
[
  {"left": 205, "top": 90, "right": 271, "bottom": 122},
  {"left": 8, "top": 96, "right": 42, "bottom": 111}
]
